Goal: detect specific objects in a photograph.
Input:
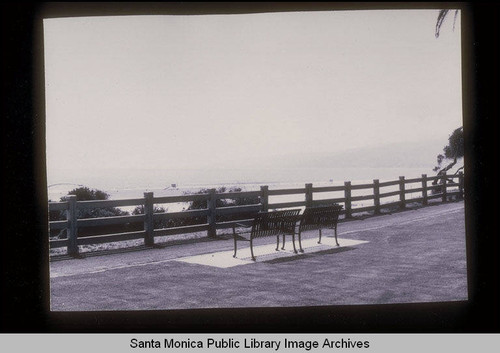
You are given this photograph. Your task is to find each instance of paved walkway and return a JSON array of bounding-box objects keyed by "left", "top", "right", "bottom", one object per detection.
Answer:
[{"left": 50, "top": 202, "right": 467, "bottom": 311}]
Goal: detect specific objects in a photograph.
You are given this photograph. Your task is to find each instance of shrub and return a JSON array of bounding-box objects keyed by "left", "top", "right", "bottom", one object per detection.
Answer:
[
  {"left": 186, "top": 186, "right": 260, "bottom": 223},
  {"left": 50, "top": 186, "right": 130, "bottom": 238},
  {"left": 131, "top": 205, "right": 170, "bottom": 229}
]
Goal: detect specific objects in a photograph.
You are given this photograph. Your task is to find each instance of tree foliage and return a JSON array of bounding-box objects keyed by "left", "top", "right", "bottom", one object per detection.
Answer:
[
  {"left": 58, "top": 186, "right": 129, "bottom": 219},
  {"left": 443, "top": 126, "right": 464, "bottom": 159},
  {"left": 431, "top": 127, "right": 464, "bottom": 196},
  {"left": 433, "top": 126, "right": 464, "bottom": 173},
  {"left": 60, "top": 186, "right": 110, "bottom": 202}
]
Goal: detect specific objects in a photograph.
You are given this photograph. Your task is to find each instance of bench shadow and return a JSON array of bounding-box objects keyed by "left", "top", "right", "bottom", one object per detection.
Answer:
[{"left": 264, "top": 246, "right": 355, "bottom": 264}]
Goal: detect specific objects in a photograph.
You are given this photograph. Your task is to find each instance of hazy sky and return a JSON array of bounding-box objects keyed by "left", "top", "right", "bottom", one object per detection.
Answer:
[{"left": 44, "top": 10, "right": 462, "bottom": 172}]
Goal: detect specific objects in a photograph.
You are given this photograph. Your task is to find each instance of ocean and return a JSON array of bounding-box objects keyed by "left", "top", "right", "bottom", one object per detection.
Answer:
[{"left": 47, "top": 166, "right": 434, "bottom": 203}]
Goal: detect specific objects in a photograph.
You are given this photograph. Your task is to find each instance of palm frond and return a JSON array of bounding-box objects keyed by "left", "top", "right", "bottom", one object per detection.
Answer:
[
  {"left": 435, "top": 9, "right": 450, "bottom": 38},
  {"left": 452, "top": 9, "right": 459, "bottom": 31},
  {"left": 436, "top": 9, "right": 459, "bottom": 38}
]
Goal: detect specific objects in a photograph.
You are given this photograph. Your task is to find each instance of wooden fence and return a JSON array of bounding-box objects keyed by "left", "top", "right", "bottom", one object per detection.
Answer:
[{"left": 48, "top": 172, "right": 464, "bottom": 257}]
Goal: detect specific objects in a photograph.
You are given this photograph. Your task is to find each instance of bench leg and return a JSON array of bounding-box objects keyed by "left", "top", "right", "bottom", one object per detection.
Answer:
[
  {"left": 276, "top": 235, "right": 280, "bottom": 251},
  {"left": 334, "top": 225, "right": 340, "bottom": 247},
  {"left": 281, "top": 234, "right": 286, "bottom": 250},
  {"left": 318, "top": 229, "right": 322, "bottom": 244},
  {"left": 292, "top": 233, "right": 298, "bottom": 254},
  {"left": 298, "top": 231, "right": 304, "bottom": 252},
  {"left": 250, "top": 239, "right": 256, "bottom": 261},
  {"left": 233, "top": 233, "right": 238, "bottom": 258}
]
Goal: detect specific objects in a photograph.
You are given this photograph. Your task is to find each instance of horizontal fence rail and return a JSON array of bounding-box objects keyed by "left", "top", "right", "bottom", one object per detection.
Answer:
[{"left": 48, "top": 172, "right": 464, "bottom": 257}]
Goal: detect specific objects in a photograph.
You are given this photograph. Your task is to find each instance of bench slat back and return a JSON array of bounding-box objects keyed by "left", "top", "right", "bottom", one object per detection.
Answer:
[
  {"left": 299, "top": 205, "right": 343, "bottom": 231},
  {"left": 251, "top": 209, "right": 301, "bottom": 238}
]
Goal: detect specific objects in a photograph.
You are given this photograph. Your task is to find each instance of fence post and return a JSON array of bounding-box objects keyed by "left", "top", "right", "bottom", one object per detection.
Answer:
[
  {"left": 260, "top": 185, "right": 269, "bottom": 212},
  {"left": 144, "top": 192, "right": 155, "bottom": 247},
  {"left": 458, "top": 171, "right": 464, "bottom": 200},
  {"left": 344, "top": 181, "right": 352, "bottom": 218},
  {"left": 67, "top": 195, "right": 79, "bottom": 257},
  {"left": 422, "top": 174, "right": 428, "bottom": 206},
  {"left": 373, "top": 179, "right": 380, "bottom": 215},
  {"left": 442, "top": 171, "right": 448, "bottom": 203},
  {"left": 399, "top": 176, "right": 406, "bottom": 210},
  {"left": 207, "top": 188, "right": 216, "bottom": 238},
  {"left": 305, "top": 183, "right": 313, "bottom": 207}
]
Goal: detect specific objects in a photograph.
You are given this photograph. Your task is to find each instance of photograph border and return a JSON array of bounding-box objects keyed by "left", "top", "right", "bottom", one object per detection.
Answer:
[{"left": 1, "top": 2, "right": 498, "bottom": 333}]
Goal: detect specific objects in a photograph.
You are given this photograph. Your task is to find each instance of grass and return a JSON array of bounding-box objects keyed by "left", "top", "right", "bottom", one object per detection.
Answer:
[{"left": 49, "top": 201, "right": 467, "bottom": 310}]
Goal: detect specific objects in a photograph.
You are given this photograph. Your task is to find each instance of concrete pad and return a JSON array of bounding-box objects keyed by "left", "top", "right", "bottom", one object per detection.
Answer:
[{"left": 174, "top": 237, "right": 369, "bottom": 268}]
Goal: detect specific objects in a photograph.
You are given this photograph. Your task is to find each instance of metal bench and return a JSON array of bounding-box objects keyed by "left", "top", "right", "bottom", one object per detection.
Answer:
[
  {"left": 232, "top": 209, "right": 301, "bottom": 261},
  {"left": 297, "top": 204, "right": 343, "bottom": 252}
]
